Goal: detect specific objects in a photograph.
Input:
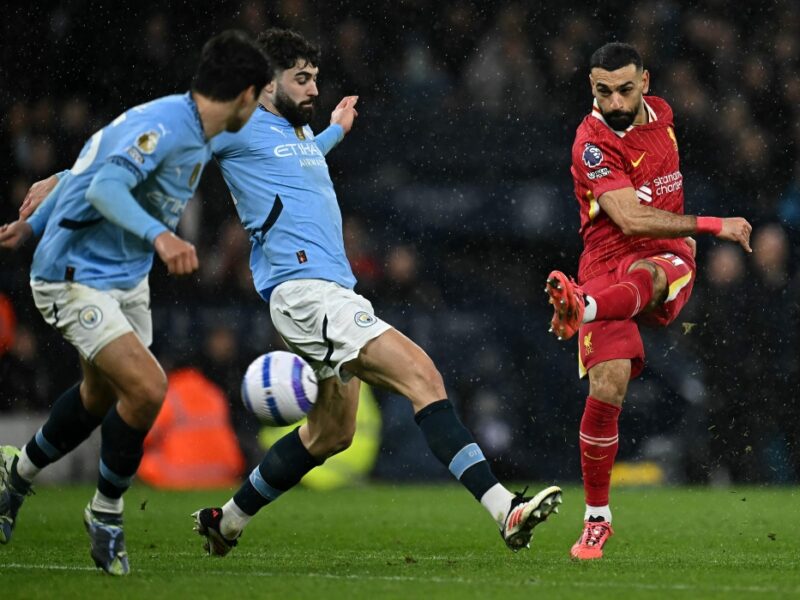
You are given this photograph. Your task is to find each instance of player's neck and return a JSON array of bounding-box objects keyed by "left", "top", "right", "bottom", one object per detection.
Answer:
[
  {"left": 192, "top": 92, "right": 231, "bottom": 139},
  {"left": 633, "top": 99, "right": 649, "bottom": 126},
  {"left": 259, "top": 98, "right": 284, "bottom": 121}
]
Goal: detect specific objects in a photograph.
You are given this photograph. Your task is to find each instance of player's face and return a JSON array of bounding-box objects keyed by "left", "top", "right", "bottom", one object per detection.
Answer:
[
  {"left": 225, "top": 86, "right": 260, "bottom": 132},
  {"left": 590, "top": 64, "right": 650, "bottom": 131},
  {"left": 271, "top": 59, "right": 319, "bottom": 127}
]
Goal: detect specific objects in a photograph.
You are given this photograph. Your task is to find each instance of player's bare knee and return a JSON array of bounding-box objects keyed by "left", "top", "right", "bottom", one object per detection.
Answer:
[
  {"left": 630, "top": 259, "right": 667, "bottom": 302},
  {"left": 590, "top": 381, "right": 626, "bottom": 405},
  {"left": 589, "top": 365, "right": 629, "bottom": 405},
  {"left": 129, "top": 370, "right": 168, "bottom": 421},
  {"left": 408, "top": 362, "right": 446, "bottom": 410}
]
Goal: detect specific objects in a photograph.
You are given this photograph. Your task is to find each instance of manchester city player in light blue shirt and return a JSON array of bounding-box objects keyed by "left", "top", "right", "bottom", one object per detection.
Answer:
[
  {"left": 0, "top": 31, "right": 270, "bottom": 576},
  {"left": 192, "top": 29, "right": 562, "bottom": 557}
]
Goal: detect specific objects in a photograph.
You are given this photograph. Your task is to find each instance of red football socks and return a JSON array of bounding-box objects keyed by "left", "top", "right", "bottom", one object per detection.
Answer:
[
  {"left": 579, "top": 396, "right": 621, "bottom": 507},
  {"left": 592, "top": 268, "right": 654, "bottom": 320}
]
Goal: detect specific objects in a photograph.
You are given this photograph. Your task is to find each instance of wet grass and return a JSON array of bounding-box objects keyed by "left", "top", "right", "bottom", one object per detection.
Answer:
[{"left": 1, "top": 484, "right": 798, "bottom": 599}]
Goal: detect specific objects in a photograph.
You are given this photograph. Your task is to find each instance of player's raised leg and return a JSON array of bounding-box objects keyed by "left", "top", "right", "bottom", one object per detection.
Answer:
[
  {"left": 546, "top": 261, "right": 665, "bottom": 340},
  {"left": 345, "top": 328, "right": 562, "bottom": 551},
  {"left": 194, "top": 376, "right": 360, "bottom": 555}
]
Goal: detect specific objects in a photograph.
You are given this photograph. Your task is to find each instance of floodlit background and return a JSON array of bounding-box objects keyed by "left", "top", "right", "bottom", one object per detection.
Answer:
[{"left": 1, "top": 0, "right": 799, "bottom": 488}]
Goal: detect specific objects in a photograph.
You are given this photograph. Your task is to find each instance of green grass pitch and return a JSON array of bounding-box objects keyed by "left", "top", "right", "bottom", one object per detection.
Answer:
[{"left": 1, "top": 484, "right": 798, "bottom": 599}]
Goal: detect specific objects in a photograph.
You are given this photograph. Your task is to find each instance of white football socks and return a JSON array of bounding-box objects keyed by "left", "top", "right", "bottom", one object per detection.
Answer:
[
  {"left": 480, "top": 483, "right": 515, "bottom": 527},
  {"left": 583, "top": 295, "right": 597, "bottom": 323},
  {"left": 585, "top": 504, "right": 612, "bottom": 523},
  {"left": 220, "top": 498, "right": 251, "bottom": 538},
  {"left": 91, "top": 490, "right": 123, "bottom": 514},
  {"left": 15, "top": 447, "right": 41, "bottom": 483}
]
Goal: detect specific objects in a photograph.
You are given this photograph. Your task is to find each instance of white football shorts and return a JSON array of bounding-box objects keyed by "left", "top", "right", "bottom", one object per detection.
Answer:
[
  {"left": 31, "top": 278, "right": 152, "bottom": 362},
  {"left": 269, "top": 279, "right": 391, "bottom": 382}
]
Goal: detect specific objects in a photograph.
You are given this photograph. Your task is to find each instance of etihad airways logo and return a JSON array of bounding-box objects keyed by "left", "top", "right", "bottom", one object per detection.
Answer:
[{"left": 274, "top": 143, "right": 323, "bottom": 158}]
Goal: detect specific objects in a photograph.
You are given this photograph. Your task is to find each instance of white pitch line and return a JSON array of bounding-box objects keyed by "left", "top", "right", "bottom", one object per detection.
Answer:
[
  {"left": 2, "top": 563, "right": 96, "bottom": 572},
  {"left": 1, "top": 562, "right": 796, "bottom": 595}
]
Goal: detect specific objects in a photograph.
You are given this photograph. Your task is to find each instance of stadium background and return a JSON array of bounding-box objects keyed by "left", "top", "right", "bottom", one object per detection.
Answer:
[{"left": 1, "top": 0, "right": 798, "bottom": 487}]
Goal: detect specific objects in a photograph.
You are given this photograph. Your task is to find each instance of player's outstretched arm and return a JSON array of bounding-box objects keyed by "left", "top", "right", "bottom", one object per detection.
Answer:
[
  {"left": 330, "top": 95, "right": 359, "bottom": 134},
  {"left": 0, "top": 220, "right": 34, "bottom": 250},
  {"left": 713, "top": 217, "right": 752, "bottom": 253},
  {"left": 19, "top": 173, "right": 61, "bottom": 219},
  {"left": 599, "top": 188, "right": 752, "bottom": 252},
  {"left": 316, "top": 96, "right": 359, "bottom": 156}
]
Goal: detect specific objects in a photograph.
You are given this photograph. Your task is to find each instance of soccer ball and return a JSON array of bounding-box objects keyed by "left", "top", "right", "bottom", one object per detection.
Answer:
[{"left": 241, "top": 351, "right": 318, "bottom": 426}]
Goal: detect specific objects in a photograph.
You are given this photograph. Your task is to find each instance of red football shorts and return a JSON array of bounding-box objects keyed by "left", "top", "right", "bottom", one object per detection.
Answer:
[{"left": 578, "top": 250, "right": 695, "bottom": 379}]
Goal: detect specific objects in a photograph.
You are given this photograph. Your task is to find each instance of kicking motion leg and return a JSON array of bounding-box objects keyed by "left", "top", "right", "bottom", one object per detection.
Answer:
[
  {"left": 346, "top": 328, "right": 561, "bottom": 551},
  {"left": 546, "top": 260, "right": 667, "bottom": 340},
  {"left": 194, "top": 377, "right": 360, "bottom": 556}
]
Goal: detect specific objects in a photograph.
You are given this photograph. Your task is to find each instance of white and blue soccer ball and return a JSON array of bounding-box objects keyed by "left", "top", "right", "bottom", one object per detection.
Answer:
[{"left": 241, "top": 351, "right": 318, "bottom": 426}]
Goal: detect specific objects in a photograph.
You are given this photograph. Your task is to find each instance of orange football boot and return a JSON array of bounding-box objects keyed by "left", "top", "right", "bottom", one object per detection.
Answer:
[
  {"left": 545, "top": 270, "right": 586, "bottom": 340},
  {"left": 570, "top": 519, "right": 614, "bottom": 560}
]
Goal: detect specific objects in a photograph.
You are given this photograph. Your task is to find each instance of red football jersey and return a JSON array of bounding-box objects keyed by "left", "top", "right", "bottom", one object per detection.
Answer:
[{"left": 570, "top": 95, "right": 691, "bottom": 283}]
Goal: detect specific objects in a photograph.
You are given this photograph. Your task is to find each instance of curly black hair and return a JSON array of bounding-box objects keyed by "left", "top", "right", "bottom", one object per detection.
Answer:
[{"left": 256, "top": 28, "right": 321, "bottom": 74}]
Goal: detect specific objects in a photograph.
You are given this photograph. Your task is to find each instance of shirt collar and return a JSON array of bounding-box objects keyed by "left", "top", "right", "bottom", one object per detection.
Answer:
[
  {"left": 590, "top": 98, "right": 656, "bottom": 138},
  {"left": 258, "top": 104, "right": 290, "bottom": 126},
  {"left": 185, "top": 92, "right": 206, "bottom": 140}
]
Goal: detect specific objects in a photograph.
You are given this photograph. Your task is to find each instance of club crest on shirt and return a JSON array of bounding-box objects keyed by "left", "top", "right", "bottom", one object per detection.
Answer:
[
  {"left": 135, "top": 130, "right": 160, "bottom": 154},
  {"left": 582, "top": 143, "right": 603, "bottom": 168},
  {"left": 354, "top": 311, "right": 376, "bottom": 327},
  {"left": 583, "top": 332, "right": 593, "bottom": 355},
  {"left": 79, "top": 305, "right": 103, "bottom": 329},
  {"left": 667, "top": 126, "right": 678, "bottom": 150},
  {"left": 188, "top": 163, "right": 202, "bottom": 187}
]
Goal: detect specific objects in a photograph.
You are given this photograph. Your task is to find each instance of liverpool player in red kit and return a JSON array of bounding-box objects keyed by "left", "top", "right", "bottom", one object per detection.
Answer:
[{"left": 545, "top": 43, "right": 752, "bottom": 560}]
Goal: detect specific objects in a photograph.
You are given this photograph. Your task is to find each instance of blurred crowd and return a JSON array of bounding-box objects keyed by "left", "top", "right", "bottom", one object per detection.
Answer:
[{"left": 1, "top": 0, "right": 799, "bottom": 483}]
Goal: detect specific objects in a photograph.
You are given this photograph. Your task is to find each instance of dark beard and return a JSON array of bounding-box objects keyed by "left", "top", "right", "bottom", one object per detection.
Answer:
[
  {"left": 601, "top": 100, "right": 640, "bottom": 131},
  {"left": 274, "top": 87, "right": 315, "bottom": 127}
]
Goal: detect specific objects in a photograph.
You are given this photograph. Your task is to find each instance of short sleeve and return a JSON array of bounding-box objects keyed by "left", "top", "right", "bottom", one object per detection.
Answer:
[
  {"left": 211, "top": 130, "right": 245, "bottom": 159},
  {"left": 104, "top": 108, "right": 181, "bottom": 183},
  {"left": 572, "top": 137, "right": 633, "bottom": 199},
  {"left": 211, "top": 117, "right": 255, "bottom": 160}
]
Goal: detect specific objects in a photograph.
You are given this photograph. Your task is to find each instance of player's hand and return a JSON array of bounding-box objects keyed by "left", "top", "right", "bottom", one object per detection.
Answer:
[
  {"left": 330, "top": 96, "right": 359, "bottom": 134},
  {"left": 153, "top": 231, "right": 199, "bottom": 275},
  {"left": 718, "top": 217, "right": 753, "bottom": 253},
  {"left": 0, "top": 220, "right": 34, "bottom": 250},
  {"left": 19, "top": 174, "right": 60, "bottom": 219},
  {"left": 683, "top": 236, "right": 697, "bottom": 258}
]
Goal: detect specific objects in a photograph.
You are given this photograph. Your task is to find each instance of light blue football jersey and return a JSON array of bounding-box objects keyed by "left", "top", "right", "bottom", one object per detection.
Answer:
[
  {"left": 211, "top": 107, "right": 356, "bottom": 298},
  {"left": 31, "top": 93, "right": 211, "bottom": 289}
]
